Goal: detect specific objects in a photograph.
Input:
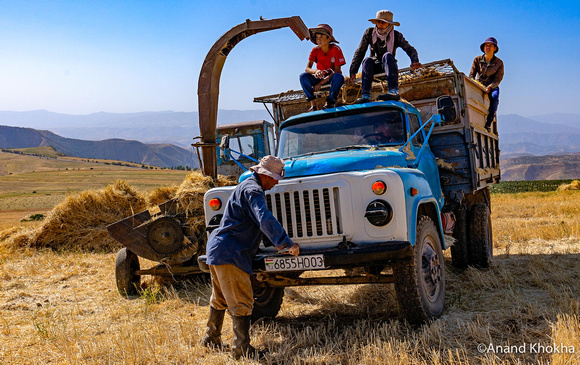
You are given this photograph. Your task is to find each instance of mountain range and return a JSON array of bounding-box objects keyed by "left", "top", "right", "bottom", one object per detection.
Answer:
[
  {"left": 0, "top": 125, "right": 197, "bottom": 168},
  {"left": 0, "top": 110, "right": 579, "bottom": 179},
  {"left": 0, "top": 109, "right": 271, "bottom": 148}
]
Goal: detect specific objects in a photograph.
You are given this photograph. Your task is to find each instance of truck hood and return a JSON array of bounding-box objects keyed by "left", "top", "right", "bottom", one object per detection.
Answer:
[
  {"left": 262, "top": 148, "right": 409, "bottom": 180},
  {"left": 238, "top": 149, "right": 411, "bottom": 182}
]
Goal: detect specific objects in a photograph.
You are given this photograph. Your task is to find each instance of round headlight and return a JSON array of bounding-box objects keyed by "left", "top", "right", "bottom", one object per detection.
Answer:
[
  {"left": 208, "top": 198, "right": 222, "bottom": 211},
  {"left": 371, "top": 180, "right": 387, "bottom": 195},
  {"left": 364, "top": 200, "right": 393, "bottom": 226}
]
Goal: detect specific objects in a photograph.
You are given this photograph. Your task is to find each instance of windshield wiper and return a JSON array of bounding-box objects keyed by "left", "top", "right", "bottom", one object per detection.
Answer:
[{"left": 332, "top": 145, "right": 370, "bottom": 151}]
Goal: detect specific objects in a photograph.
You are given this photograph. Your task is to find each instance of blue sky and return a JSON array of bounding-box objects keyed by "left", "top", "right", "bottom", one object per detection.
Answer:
[{"left": 1, "top": 0, "right": 579, "bottom": 116}]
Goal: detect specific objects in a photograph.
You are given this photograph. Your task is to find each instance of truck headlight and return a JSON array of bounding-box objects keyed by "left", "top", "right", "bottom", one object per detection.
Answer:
[
  {"left": 208, "top": 198, "right": 222, "bottom": 211},
  {"left": 364, "top": 200, "right": 393, "bottom": 226},
  {"left": 371, "top": 180, "right": 387, "bottom": 195}
]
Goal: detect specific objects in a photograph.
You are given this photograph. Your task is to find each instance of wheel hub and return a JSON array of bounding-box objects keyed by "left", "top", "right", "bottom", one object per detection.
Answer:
[{"left": 147, "top": 217, "right": 184, "bottom": 255}]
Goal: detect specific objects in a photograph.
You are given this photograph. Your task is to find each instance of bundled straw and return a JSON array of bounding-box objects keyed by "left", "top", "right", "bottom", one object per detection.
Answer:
[
  {"left": 557, "top": 180, "right": 580, "bottom": 191},
  {"left": 3, "top": 180, "right": 147, "bottom": 251},
  {"left": 1, "top": 172, "right": 238, "bottom": 253}
]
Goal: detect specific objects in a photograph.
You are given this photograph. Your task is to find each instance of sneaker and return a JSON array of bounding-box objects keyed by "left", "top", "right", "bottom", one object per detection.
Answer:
[
  {"left": 355, "top": 97, "right": 370, "bottom": 104},
  {"left": 377, "top": 91, "right": 400, "bottom": 101}
]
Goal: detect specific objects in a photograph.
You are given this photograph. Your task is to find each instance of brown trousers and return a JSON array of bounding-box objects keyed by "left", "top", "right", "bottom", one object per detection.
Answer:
[{"left": 209, "top": 264, "right": 254, "bottom": 317}]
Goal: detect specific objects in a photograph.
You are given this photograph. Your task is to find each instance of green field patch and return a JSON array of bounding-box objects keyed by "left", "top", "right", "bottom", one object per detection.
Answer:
[{"left": 490, "top": 179, "right": 578, "bottom": 193}]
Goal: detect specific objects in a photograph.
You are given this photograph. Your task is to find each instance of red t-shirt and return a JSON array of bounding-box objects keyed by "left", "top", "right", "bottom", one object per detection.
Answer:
[{"left": 308, "top": 44, "right": 346, "bottom": 73}]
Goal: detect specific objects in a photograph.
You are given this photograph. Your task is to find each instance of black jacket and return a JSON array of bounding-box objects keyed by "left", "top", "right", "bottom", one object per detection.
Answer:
[{"left": 350, "top": 27, "right": 419, "bottom": 77}]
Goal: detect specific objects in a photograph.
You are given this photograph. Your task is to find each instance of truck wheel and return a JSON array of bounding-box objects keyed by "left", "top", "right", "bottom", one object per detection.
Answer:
[
  {"left": 251, "top": 277, "right": 284, "bottom": 323},
  {"left": 468, "top": 203, "right": 493, "bottom": 268},
  {"left": 394, "top": 216, "right": 445, "bottom": 325},
  {"left": 450, "top": 205, "right": 469, "bottom": 269},
  {"left": 115, "top": 248, "right": 141, "bottom": 296}
]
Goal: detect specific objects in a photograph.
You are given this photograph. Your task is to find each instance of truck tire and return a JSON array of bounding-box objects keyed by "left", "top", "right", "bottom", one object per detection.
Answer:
[
  {"left": 394, "top": 216, "right": 445, "bottom": 325},
  {"left": 450, "top": 204, "right": 469, "bottom": 269},
  {"left": 468, "top": 203, "right": 493, "bottom": 268},
  {"left": 115, "top": 248, "right": 141, "bottom": 296},
  {"left": 251, "top": 278, "right": 284, "bottom": 323}
]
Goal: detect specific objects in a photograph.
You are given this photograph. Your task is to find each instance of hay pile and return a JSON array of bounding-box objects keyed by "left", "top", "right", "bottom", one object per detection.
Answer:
[
  {"left": 174, "top": 171, "right": 237, "bottom": 238},
  {"left": 2, "top": 180, "right": 147, "bottom": 252},
  {"left": 557, "top": 179, "right": 580, "bottom": 191},
  {"left": 0, "top": 171, "right": 238, "bottom": 253}
]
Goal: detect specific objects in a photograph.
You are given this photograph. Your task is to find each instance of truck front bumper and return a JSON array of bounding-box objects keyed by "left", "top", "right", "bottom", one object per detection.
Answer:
[{"left": 197, "top": 241, "right": 413, "bottom": 273}]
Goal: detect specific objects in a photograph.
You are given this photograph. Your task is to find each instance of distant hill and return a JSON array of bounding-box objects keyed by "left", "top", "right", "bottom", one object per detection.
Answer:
[
  {"left": 0, "top": 109, "right": 271, "bottom": 147},
  {"left": 0, "top": 125, "right": 197, "bottom": 168},
  {"left": 497, "top": 114, "right": 580, "bottom": 158},
  {"left": 500, "top": 154, "right": 580, "bottom": 181}
]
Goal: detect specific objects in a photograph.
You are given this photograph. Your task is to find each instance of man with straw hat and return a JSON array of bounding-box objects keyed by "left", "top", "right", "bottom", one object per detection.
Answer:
[
  {"left": 350, "top": 10, "right": 422, "bottom": 103},
  {"left": 202, "top": 155, "right": 299, "bottom": 359},
  {"left": 299, "top": 23, "right": 346, "bottom": 111}
]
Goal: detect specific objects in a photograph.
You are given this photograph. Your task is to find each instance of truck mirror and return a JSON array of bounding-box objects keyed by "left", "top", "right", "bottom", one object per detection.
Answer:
[
  {"left": 219, "top": 135, "right": 230, "bottom": 159},
  {"left": 437, "top": 96, "right": 457, "bottom": 123}
]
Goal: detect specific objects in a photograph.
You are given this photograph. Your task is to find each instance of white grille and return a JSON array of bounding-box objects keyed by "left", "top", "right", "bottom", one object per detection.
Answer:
[{"left": 266, "top": 187, "right": 342, "bottom": 239}]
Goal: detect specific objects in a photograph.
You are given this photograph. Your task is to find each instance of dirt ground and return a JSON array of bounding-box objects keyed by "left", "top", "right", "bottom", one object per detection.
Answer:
[{"left": 0, "top": 191, "right": 579, "bottom": 364}]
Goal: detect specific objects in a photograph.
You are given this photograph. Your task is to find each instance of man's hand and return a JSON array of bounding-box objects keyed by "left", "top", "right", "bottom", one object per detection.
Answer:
[
  {"left": 313, "top": 69, "right": 324, "bottom": 79},
  {"left": 287, "top": 243, "right": 300, "bottom": 257},
  {"left": 485, "top": 86, "right": 492, "bottom": 94},
  {"left": 410, "top": 62, "right": 422, "bottom": 70}
]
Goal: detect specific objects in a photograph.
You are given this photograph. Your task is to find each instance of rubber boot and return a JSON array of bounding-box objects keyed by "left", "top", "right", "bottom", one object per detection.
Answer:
[
  {"left": 202, "top": 307, "right": 226, "bottom": 350},
  {"left": 232, "top": 315, "right": 266, "bottom": 360}
]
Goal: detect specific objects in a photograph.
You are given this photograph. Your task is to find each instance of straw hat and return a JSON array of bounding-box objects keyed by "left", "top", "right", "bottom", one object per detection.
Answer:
[
  {"left": 308, "top": 24, "right": 339, "bottom": 45},
  {"left": 250, "top": 155, "right": 285, "bottom": 180},
  {"left": 369, "top": 10, "right": 400, "bottom": 26}
]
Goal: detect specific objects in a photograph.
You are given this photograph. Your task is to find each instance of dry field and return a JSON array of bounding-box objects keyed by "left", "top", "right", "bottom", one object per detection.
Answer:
[
  {"left": 1, "top": 185, "right": 579, "bottom": 364},
  {"left": 0, "top": 152, "right": 188, "bottom": 229}
]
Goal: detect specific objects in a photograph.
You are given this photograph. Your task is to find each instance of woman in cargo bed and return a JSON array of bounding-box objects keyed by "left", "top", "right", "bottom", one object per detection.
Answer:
[{"left": 469, "top": 37, "right": 504, "bottom": 132}]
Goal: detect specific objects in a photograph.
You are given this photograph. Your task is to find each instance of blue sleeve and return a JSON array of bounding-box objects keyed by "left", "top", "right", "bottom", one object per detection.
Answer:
[{"left": 246, "top": 190, "right": 294, "bottom": 249}]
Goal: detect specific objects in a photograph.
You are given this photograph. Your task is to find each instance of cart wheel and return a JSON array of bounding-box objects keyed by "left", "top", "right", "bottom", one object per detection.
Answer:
[{"left": 115, "top": 248, "right": 141, "bottom": 296}]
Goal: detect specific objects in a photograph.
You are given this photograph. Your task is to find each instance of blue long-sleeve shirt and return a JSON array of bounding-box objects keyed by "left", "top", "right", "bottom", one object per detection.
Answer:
[{"left": 205, "top": 172, "right": 294, "bottom": 275}]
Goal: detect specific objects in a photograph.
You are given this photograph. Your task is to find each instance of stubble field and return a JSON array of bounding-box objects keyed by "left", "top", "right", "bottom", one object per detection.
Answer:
[{"left": 0, "top": 163, "right": 579, "bottom": 364}]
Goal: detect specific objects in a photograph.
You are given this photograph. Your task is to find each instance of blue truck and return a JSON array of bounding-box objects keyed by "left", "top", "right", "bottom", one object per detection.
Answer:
[
  {"left": 202, "top": 59, "right": 500, "bottom": 324},
  {"left": 108, "top": 19, "right": 499, "bottom": 325}
]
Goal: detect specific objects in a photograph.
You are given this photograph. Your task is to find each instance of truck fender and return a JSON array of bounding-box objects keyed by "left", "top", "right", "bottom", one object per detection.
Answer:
[{"left": 408, "top": 197, "right": 446, "bottom": 249}]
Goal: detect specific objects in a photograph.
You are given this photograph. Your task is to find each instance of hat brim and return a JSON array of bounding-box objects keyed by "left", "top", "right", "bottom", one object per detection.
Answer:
[
  {"left": 250, "top": 165, "right": 284, "bottom": 181},
  {"left": 308, "top": 28, "right": 339, "bottom": 45},
  {"left": 369, "top": 18, "right": 400, "bottom": 26},
  {"left": 480, "top": 42, "right": 499, "bottom": 53}
]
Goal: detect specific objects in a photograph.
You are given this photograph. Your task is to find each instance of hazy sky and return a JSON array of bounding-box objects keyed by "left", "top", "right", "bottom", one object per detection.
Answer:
[{"left": 1, "top": 0, "right": 579, "bottom": 116}]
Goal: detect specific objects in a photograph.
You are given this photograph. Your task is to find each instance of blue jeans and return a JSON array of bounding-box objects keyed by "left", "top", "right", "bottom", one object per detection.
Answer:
[
  {"left": 361, "top": 53, "right": 398, "bottom": 95},
  {"left": 487, "top": 87, "right": 500, "bottom": 125},
  {"left": 299, "top": 72, "right": 345, "bottom": 103}
]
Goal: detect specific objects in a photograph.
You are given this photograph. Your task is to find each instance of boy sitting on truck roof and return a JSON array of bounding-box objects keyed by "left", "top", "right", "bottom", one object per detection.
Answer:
[
  {"left": 349, "top": 10, "right": 422, "bottom": 103},
  {"left": 299, "top": 24, "right": 346, "bottom": 112}
]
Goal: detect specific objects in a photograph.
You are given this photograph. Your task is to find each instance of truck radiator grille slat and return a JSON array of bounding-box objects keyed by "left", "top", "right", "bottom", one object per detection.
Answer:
[{"left": 266, "top": 187, "right": 342, "bottom": 239}]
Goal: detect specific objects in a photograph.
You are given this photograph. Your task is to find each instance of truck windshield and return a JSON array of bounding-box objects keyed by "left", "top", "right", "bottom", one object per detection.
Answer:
[{"left": 278, "top": 110, "right": 406, "bottom": 159}]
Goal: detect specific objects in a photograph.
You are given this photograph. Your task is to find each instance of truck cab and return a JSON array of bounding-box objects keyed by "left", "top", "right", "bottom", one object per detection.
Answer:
[{"left": 216, "top": 120, "right": 275, "bottom": 176}]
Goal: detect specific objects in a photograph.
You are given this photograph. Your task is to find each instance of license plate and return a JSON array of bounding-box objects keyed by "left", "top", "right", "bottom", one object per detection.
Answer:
[{"left": 264, "top": 255, "right": 325, "bottom": 272}]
